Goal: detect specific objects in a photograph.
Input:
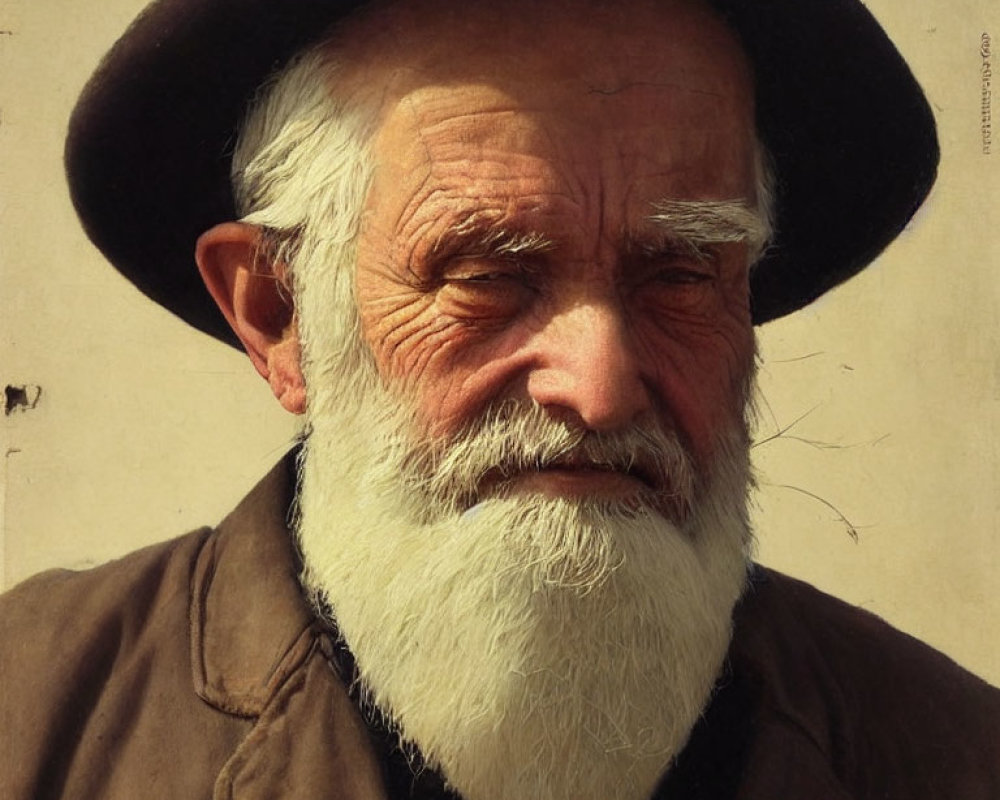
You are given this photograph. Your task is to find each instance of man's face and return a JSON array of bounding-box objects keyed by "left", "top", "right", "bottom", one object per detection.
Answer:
[
  {"left": 353, "top": 0, "right": 759, "bottom": 494},
  {"left": 286, "top": 6, "right": 760, "bottom": 798}
]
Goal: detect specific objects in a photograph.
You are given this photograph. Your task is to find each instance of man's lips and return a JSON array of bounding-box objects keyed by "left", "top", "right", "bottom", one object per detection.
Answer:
[
  {"left": 543, "top": 452, "right": 660, "bottom": 488},
  {"left": 508, "top": 466, "right": 652, "bottom": 499},
  {"left": 461, "top": 450, "right": 695, "bottom": 524},
  {"left": 478, "top": 454, "right": 662, "bottom": 500}
]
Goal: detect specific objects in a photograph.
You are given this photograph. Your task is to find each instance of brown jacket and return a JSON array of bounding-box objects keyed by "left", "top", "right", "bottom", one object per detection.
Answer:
[{"left": 3, "top": 454, "right": 1000, "bottom": 799}]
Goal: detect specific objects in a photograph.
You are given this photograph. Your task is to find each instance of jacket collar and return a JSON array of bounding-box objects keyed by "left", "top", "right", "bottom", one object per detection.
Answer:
[{"left": 188, "top": 450, "right": 316, "bottom": 716}]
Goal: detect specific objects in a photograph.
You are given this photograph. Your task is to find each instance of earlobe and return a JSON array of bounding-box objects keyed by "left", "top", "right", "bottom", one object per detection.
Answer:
[
  {"left": 195, "top": 222, "right": 306, "bottom": 414},
  {"left": 264, "top": 334, "right": 307, "bottom": 415}
]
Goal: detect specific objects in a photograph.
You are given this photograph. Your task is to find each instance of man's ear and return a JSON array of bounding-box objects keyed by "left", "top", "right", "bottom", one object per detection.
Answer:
[{"left": 195, "top": 222, "right": 306, "bottom": 414}]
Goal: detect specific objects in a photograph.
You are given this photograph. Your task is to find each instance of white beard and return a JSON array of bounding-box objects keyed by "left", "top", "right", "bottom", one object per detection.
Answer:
[
  {"left": 296, "top": 369, "right": 753, "bottom": 800},
  {"left": 290, "top": 218, "right": 754, "bottom": 800}
]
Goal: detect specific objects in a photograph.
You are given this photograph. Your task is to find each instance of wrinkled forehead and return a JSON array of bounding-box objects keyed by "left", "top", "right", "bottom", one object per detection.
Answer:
[{"left": 331, "top": 0, "right": 754, "bottom": 127}]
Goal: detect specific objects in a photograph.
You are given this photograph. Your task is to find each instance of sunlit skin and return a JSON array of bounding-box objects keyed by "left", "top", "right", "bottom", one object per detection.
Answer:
[
  {"left": 352, "top": 0, "right": 759, "bottom": 501},
  {"left": 197, "top": 0, "right": 761, "bottom": 506}
]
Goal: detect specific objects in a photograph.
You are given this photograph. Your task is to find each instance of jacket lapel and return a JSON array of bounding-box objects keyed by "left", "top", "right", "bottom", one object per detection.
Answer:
[
  {"left": 213, "top": 635, "right": 389, "bottom": 800},
  {"left": 186, "top": 453, "right": 390, "bottom": 798},
  {"left": 189, "top": 453, "right": 313, "bottom": 716}
]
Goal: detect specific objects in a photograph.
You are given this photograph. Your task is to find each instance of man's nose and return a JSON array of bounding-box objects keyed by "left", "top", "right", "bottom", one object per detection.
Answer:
[{"left": 525, "top": 302, "right": 653, "bottom": 431}]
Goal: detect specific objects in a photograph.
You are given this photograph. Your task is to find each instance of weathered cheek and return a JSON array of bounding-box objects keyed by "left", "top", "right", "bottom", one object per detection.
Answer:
[
  {"left": 356, "top": 279, "right": 478, "bottom": 422},
  {"left": 715, "top": 271, "right": 754, "bottom": 390},
  {"left": 701, "top": 317, "right": 754, "bottom": 421},
  {"left": 637, "top": 296, "right": 753, "bottom": 462},
  {"left": 360, "top": 287, "right": 438, "bottom": 381}
]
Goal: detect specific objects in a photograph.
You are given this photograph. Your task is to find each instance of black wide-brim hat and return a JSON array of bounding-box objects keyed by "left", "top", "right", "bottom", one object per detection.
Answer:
[{"left": 66, "top": 0, "right": 939, "bottom": 349}]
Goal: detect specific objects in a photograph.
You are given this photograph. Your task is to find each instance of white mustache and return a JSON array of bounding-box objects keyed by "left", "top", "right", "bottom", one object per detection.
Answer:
[{"left": 396, "top": 400, "right": 697, "bottom": 520}]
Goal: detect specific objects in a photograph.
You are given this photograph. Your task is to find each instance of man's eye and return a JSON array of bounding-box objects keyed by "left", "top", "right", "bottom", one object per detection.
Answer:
[
  {"left": 632, "top": 265, "right": 717, "bottom": 315},
  {"left": 452, "top": 271, "right": 509, "bottom": 283},
  {"left": 436, "top": 268, "right": 532, "bottom": 321},
  {"left": 651, "top": 268, "right": 713, "bottom": 285}
]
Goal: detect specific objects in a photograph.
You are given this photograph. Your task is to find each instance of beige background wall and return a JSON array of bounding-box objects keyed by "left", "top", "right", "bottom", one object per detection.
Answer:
[{"left": 2, "top": 0, "right": 998, "bottom": 684}]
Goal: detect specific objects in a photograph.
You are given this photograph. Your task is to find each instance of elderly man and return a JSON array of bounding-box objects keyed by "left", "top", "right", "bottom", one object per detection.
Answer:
[{"left": 2, "top": 0, "right": 999, "bottom": 797}]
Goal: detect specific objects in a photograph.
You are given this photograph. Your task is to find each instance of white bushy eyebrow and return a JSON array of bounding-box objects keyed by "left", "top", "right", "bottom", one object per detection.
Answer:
[
  {"left": 645, "top": 199, "right": 771, "bottom": 263},
  {"left": 434, "top": 212, "right": 556, "bottom": 260},
  {"left": 431, "top": 199, "right": 770, "bottom": 271}
]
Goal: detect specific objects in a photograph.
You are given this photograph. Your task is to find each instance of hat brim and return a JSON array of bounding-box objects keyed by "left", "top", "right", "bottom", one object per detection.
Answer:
[{"left": 65, "top": 0, "right": 938, "bottom": 349}]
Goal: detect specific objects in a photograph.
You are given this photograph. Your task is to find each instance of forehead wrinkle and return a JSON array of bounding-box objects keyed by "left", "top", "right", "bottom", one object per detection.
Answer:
[
  {"left": 384, "top": 166, "right": 435, "bottom": 238},
  {"left": 413, "top": 102, "right": 532, "bottom": 136}
]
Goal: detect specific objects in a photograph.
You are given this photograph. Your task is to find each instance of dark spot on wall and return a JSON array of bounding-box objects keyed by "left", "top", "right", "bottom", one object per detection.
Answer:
[{"left": 3, "top": 385, "right": 42, "bottom": 415}]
